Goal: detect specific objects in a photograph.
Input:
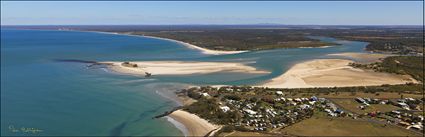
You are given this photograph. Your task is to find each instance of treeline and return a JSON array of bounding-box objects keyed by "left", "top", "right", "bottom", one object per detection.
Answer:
[
  {"left": 350, "top": 56, "right": 424, "bottom": 82},
  {"left": 129, "top": 29, "right": 336, "bottom": 51},
  {"left": 183, "top": 98, "right": 241, "bottom": 124},
  {"left": 125, "top": 27, "right": 423, "bottom": 54}
]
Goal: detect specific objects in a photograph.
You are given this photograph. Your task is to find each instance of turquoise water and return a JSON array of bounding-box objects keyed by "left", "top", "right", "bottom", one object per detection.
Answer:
[{"left": 1, "top": 29, "right": 368, "bottom": 136}]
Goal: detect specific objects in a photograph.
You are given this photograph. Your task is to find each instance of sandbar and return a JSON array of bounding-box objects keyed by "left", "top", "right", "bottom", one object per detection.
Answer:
[
  {"left": 260, "top": 59, "right": 417, "bottom": 88},
  {"left": 103, "top": 61, "right": 268, "bottom": 76}
]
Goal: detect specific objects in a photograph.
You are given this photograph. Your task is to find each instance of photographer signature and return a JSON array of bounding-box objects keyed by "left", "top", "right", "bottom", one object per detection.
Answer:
[{"left": 8, "top": 125, "right": 43, "bottom": 134}]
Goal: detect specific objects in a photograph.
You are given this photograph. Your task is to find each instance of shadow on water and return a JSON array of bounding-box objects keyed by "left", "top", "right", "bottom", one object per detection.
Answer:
[
  {"left": 109, "top": 121, "right": 128, "bottom": 136},
  {"left": 53, "top": 59, "right": 99, "bottom": 64},
  {"left": 108, "top": 99, "right": 174, "bottom": 136}
]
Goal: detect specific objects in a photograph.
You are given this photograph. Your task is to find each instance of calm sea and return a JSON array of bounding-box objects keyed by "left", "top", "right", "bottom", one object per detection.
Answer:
[{"left": 1, "top": 29, "right": 368, "bottom": 136}]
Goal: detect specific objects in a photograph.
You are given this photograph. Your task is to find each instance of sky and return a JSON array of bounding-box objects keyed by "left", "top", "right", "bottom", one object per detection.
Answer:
[{"left": 1, "top": 1, "right": 423, "bottom": 25}]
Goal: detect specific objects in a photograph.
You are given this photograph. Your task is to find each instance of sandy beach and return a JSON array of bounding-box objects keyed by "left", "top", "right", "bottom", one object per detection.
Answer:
[
  {"left": 103, "top": 61, "right": 268, "bottom": 76},
  {"left": 260, "top": 59, "right": 417, "bottom": 88},
  {"left": 328, "top": 52, "right": 392, "bottom": 63},
  {"left": 133, "top": 35, "right": 247, "bottom": 55},
  {"left": 168, "top": 110, "right": 221, "bottom": 136}
]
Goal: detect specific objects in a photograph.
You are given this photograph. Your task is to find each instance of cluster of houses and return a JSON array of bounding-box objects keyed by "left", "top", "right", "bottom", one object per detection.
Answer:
[
  {"left": 209, "top": 90, "right": 348, "bottom": 131},
  {"left": 385, "top": 110, "right": 424, "bottom": 131},
  {"left": 355, "top": 97, "right": 424, "bottom": 131},
  {"left": 355, "top": 97, "right": 422, "bottom": 111},
  {"left": 185, "top": 86, "right": 423, "bottom": 133}
]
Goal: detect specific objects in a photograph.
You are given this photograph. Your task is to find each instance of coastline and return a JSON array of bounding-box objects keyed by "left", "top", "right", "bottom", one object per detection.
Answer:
[
  {"left": 139, "top": 35, "right": 247, "bottom": 55},
  {"left": 52, "top": 29, "right": 247, "bottom": 55},
  {"left": 259, "top": 58, "right": 417, "bottom": 88},
  {"left": 167, "top": 110, "right": 221, "bottom": 137}
]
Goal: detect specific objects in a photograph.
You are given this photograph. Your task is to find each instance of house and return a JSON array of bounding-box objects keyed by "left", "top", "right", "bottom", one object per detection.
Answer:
[
  {"left": 391, "top": 110, "right": 401, "bottom": 115},
  {"left": 399, "top": 121, "right": 411, "bottom": 127},
  {"left": 244, "top": 109, "right": 258, "bottom": 115},
  {"left": 294, "top": 98, "right": 302, "bottom": 102},
  {"left": 408, "top": 124, "right": 423, "bottom": 130},
  {"left": 300, "top": 104, "right": 310, "bottom": 109},
  {"left": 200, "top": 92, "right": 210, "bottom": 97},
  {"left": 356, "top": 97, "right": 366, "bottom": 103},
  {"left": 220, "top": 106, "right": 230, "bottom": 112},
  {"left": 310, "top": 96, "right": 318, "bottom": 101},
  {"left": 397, "top": 102, "right": 410, "bottom": 110},
  {"left": 276, "top": 91, "right": 283, "bottom": 95}
]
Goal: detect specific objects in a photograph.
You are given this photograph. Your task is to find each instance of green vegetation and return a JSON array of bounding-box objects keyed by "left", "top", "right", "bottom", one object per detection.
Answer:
[
  {"left": 350, "top": 56, "right": 424, "bottom": 82},
  {"left": 129, "top": 30, "right": 336, "bottom": 51},
  {"left": 8, "top": 25, "right": 422, "bottom": 54},
  {"left": 124, "top": 26, "right": 423, "bottom": 54},
  {"left": 306, "top": 27, "right": 423, "bottom": 54},
  {"left": 183, "top": 98, "right": 241, "bottom": 124}
]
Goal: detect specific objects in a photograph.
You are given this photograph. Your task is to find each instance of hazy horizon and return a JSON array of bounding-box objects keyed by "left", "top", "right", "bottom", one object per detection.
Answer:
[{"left": 1, "top": 1, "right": 423, "bottom": 25}]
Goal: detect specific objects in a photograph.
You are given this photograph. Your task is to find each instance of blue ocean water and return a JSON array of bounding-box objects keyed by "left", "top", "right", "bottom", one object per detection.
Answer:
[{"left": 1, "top": 29, "right": 368, "bottom": 136}]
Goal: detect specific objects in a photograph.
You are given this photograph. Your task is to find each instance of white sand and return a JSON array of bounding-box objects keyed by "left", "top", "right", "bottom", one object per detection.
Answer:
[
  {"left": 140, "top": 35, "right": 247, "bottom": 55},
  {"left": 328, "top": 52, "right": 392, "bottom": 63},
  {"left": 104, "top": 61, "right": 268, "bottom": 76},
  {"left": 168, "top": 110, "right": 221, "bottom": 136},
  {"left": 260, "top": 59, "right": 417, "bottom": 88}
]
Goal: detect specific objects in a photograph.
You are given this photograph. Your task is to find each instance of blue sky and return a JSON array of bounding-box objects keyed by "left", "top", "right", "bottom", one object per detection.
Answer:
[{"left": 1, "top": 1, "right": 422, "bottom": 25}]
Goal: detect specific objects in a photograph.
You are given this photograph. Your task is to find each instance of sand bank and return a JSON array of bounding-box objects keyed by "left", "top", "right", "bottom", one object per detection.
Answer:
[
  {"left": 328, "top": 52, "right": 392, "bottom": 63},
  {"left": 138, "top": 35, "right": 247, "bottom": 55},
  {"left": 260, "top": 59, "right": 417, "bottom": 88},
  {"left": 103, "top": 61, "right": 268, "bottom": 76},
  {"left": 168, "top": 110, "right": 221, "bottom": 136}
]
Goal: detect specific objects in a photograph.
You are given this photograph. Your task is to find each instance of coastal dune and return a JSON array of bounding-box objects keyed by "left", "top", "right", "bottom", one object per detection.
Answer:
[
  {"left": 103, "top": 61, "right": 269, "bottom": 76},
  {"left": 168, "top": 110, "right": 220, "bottom": 136},
  {"left": 260, "top": 59, "right": 417, "bottom": 88}
]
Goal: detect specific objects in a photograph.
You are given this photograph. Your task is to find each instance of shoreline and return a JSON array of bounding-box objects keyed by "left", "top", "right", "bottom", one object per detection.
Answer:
[
  {"left": 35, "top": 28, "right": 247, "bottom": 55},
  {"left": 74, "top": 29, "right": 247, "bottom": 55},
  {"left": 166, "top": 116, "right": 189, "bottom": 136},
  {"left": 102, "top": 61, "right": 269, "bottom": 76},
  {"left": 139, "top": 35, "right": 248, "bottom": 55},
  {"left": 167, "top": 110, "right": 221, "bottom": 137}
]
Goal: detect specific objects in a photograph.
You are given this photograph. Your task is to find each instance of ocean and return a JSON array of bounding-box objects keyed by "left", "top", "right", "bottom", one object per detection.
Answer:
[{"left": 0, "top": 29, "right": 368, "bottom": 136}]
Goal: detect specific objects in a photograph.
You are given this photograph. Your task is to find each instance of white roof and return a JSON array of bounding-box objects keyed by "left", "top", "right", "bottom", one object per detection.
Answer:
[{"left": 220, "top": 106, "right": 230, "bottom": 112}]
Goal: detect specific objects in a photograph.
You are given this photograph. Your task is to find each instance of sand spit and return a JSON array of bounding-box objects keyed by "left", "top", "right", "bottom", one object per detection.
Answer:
[
  {"left": 103, "top": 61, "right": 268, "bottom": 76},
  {"left": 260, "top": 59, "right": 417, "bottom": 88}
]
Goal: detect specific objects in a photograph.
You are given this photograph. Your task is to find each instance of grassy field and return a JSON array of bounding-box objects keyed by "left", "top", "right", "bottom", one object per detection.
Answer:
[
  {"left": 287, "top": 91, "right": 423, "bottom": 99},
  {"left": 218, "top": 131, "right": 273, "bottom": 136},
  {"left": 280, "top": 112, "right": 420, "bottom": 136},
  {"left": 330, "top": 99, "right": 401, "bottom": 114}
]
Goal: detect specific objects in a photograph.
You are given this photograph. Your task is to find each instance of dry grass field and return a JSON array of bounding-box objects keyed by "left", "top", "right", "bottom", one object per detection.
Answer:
[
  {"left": 331, "top": 99, "right": 401, "bottom": 114},
  {"left": 279, "top": 112, "right": 420, "bottom": 136}
]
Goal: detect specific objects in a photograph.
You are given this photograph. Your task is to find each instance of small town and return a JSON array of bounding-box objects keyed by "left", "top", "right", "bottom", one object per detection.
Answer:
[{"left": 177, "top": 86, "right": 424, "bottom": 136}]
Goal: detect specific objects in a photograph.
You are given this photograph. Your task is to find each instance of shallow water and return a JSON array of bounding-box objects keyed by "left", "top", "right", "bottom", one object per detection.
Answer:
[{"left": 1, "top": 29, "right": 368, "bottom": 136}]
